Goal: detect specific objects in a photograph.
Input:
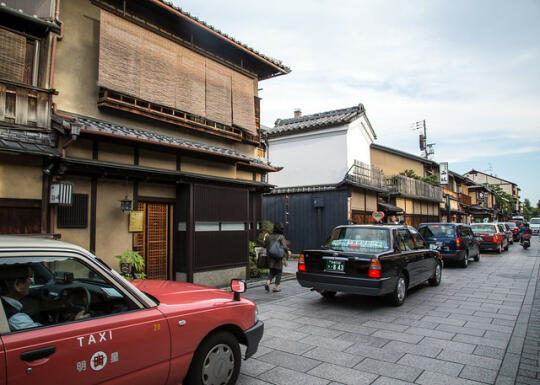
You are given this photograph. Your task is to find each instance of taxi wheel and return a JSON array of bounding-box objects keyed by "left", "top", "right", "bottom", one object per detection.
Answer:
[
  {"left": 389, "top": 273, "right": 407, "bottom": 306},
  {"left": 428, "top": 262, "right": 442, "bottom": 286},
  {"left": 497, "top": 245, "right": 502, "bottom": 254},
  {"left": 185, "top": 331, "right": 240, "bottom": 385}
]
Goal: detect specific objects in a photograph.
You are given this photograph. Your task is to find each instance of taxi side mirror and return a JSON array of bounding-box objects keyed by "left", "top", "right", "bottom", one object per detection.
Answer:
[{"left": 231, "top": 279, "right": 246, "bottom": 301}]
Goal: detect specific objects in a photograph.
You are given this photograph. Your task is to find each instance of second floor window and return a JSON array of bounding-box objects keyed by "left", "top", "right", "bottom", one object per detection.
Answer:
[{"left": 0, "top": 28, "right": 39, "bottom": 86}]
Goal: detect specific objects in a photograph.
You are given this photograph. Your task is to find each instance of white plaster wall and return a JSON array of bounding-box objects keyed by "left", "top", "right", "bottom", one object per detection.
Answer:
[
  {"left": 346, "top": 116, "right": 374, "bottom": 169},
  {"left": 268, "top": 126, "right": 348, "bottom": 187}
]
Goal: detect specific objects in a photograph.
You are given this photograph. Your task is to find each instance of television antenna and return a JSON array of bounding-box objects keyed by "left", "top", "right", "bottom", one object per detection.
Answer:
[{"left": 410, "top": 120, "right": 435, "bottom": 159}]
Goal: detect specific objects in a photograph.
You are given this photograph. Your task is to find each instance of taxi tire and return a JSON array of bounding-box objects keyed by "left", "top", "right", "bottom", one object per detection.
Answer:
[
  {"left": 185, "top": 331, "right": 240, "bottom": 385},
  {"left": 388, "top": 273, "right": 407, "bottom": 307},
  {"left": 428, "top": 262, "right": 442, "bottom": 287},
  {"left": 474, "top": 252, "right": 480, "bottom": 262}
]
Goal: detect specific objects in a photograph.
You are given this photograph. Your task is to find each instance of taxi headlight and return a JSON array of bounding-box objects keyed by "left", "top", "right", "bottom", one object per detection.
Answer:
[{"left": 254, "top": 305, "right": 259, "bottom": 324}]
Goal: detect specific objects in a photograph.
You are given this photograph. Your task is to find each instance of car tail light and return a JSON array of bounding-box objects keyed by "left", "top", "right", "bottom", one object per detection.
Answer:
[
  {"left": 298, "top": 253, "right": 306, "bottom": 272},
  {"left": 493, "top": 235, "right": 499, "bottom": 242},
  {"left": 368, "top": 258, "right": 381, "bottom": 278},
  {"left": 455, "top": 237, "right": 462, "bottom": 250}
]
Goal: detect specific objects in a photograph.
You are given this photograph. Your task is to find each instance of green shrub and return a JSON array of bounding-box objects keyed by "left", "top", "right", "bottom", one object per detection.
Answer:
[{"left": 115, "top": 249, "right": 146, "bottom": 279}]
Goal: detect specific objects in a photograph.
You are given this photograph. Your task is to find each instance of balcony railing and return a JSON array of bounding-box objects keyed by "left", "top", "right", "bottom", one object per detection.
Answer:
[
  {"left": 345, "top": 160, "right": 385, "bottom": 189},
  {"left": 459, "top": 193, "right": 472, "bottom": 206},
  {"left": 0, "top": 80, "right": 52, "bottom": 129},
  {"left": 386, "top": 174, "right": 443, "bottom": 202}
]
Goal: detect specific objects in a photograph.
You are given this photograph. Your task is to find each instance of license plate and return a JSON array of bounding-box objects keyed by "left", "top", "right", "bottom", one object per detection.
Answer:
[{"left": 325, "top": 260, "right": 344, "bottom": 272}]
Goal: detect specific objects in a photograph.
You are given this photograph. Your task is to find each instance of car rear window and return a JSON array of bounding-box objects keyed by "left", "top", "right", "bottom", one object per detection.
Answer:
[
  {"left": 325, "top": 227, "right": 390, "bottom": 253},
  {"left": 530, "top": 218, "right": 540, "bottom": 224},
  {"left": 418, "top": 224, "right": 456, "bottom": 238},
  {"left": 506, "top": 222, "right": 517, "bottom": 229},
  {"left": 471, "top": 224, "right": 498, "bottom": 232}
]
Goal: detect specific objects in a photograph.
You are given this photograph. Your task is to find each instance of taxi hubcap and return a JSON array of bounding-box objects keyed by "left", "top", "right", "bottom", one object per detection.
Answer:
[
  {"left": 202, "top": 343, "right": 234, "bottom": 385},
  {"left": 435, "top": 264, "right": 441, "bottom": 282},
  {"left": 397, "top": 278, "right": 406, "bottom": 301}
]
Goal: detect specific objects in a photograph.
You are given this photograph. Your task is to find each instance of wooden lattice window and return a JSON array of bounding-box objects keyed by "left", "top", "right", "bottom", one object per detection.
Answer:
[
  {"left": 57, "top": 194, "right": 88, "bottom": 228},
  {"left": 133, "top": 202, "right": 169, "bottom": 280}
]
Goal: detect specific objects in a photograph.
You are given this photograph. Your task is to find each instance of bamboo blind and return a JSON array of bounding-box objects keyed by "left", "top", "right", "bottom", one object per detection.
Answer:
[
  {"left": 232, "top": 72, "right": 256, "bottom": 135},
  {"left": 98, "top": 11, "right": 256, "bottom": 134},
  {"left": 205, "top": 60, "right": 232, "bottom": 126},
  {"left": 0, "top": 28, "right": 26, "bottom": 83},
  {"left": 176, "top": 48, "right": 206, "bottom": 118}
]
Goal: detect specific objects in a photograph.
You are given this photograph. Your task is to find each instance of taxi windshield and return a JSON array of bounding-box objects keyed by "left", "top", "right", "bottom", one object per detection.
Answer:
[
  {"left": 471, "top": 224, "right": 498, "bottom": 233},
  {"left": 325, "top": 227, "right": 390, "bottom": 253}
]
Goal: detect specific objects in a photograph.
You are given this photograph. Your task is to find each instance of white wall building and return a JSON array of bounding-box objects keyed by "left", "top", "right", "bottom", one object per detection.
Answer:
[{"left": 266, "top": 104, "right": 376, "bottom": 187}]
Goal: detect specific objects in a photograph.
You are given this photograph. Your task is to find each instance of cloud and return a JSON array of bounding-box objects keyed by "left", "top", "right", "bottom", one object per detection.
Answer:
[{"left": 174, "top": 0, "right": 540, "bottom": 203}]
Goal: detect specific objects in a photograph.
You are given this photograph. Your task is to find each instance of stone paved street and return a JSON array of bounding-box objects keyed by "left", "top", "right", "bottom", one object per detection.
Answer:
[{"left": 241, "top": 239, "right": 540, "bottom": 385}]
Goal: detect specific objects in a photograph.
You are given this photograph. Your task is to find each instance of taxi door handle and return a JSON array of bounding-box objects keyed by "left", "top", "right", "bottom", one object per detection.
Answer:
[{"left": 21, "top": 346, "right": 56, "bottom": 361}]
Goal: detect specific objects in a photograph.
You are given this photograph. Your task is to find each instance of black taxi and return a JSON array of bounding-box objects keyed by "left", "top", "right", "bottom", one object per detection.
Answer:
[{"left": 296, "top": 225, "right": 442, "bottom": 306}]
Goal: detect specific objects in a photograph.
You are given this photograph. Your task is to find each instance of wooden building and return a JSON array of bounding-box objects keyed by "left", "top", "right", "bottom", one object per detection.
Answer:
[
  {"left": 0, "top": 0, "right": 289, "bottom": 286},
  {"left": 370, "top": 144, "right": 442, "bottom": 227}
]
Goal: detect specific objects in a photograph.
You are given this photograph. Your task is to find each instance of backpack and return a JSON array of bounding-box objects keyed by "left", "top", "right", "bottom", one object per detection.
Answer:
[{"left": 267, "top": 238, "right": 285, "bottom": 260}]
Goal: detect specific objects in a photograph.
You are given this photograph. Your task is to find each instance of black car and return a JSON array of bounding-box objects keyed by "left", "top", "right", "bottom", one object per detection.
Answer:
[
  {"left": 505, "top": 221, "right": 520, "bottom": 242},
  {"left": 296, "top": 225, "right": 442, "bottom": 306},
  {"left": 417, "top": 223, "right": 480, "bottom": 268}
]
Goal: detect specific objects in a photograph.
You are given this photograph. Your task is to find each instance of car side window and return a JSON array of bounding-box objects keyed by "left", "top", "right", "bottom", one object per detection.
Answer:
[
  {"left": 397, "top": 230, "right": 414, "bottom": 251},
  {"left": 0, "top": 256, "right": 139, "bottom": 333},
  {"left": 408, "top": 228, "right": 426, "bottom": 249}
]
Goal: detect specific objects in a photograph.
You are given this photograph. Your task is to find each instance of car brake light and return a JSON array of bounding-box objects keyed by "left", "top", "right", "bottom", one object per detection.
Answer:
[
  {"left": 368, "top": 258, "right": 381, "bottom": 278},
  {"left": 493, "top": 235, "right": 499, "bottom": 242},
  {"left": 456, "top": 237, "right": 461, "bottom": 250},
  {"left": 298, "top": 253, "right": 306, "bottom": 272}
]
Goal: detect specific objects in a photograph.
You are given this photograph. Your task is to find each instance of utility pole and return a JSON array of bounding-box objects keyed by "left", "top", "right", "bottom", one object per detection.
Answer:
[{"left": 411, "top": 120, "right": 435, "bottom": 159}]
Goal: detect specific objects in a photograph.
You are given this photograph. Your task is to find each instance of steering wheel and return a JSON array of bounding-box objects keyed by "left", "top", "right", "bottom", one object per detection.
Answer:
[{"left": 59, "top": 286, "right": 92, "bottom": 316}]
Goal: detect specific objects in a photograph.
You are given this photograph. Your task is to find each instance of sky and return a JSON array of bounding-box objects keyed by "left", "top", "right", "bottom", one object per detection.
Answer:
[{"left": 175, "top": 0, "right": 540, "bottom": 206}]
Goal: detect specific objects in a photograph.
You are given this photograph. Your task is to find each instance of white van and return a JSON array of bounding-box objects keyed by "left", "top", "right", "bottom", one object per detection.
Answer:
[{"left": 530, "top": 217, "right": 540, "bottom": 235}]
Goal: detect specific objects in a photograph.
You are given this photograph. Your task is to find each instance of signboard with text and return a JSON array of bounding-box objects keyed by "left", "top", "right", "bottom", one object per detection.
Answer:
[{"left": 439, "top": 162, "right": 449, "bottom": 184}]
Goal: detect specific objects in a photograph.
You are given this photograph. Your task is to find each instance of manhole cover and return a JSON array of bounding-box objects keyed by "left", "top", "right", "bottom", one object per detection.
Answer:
[{"left": 497, "top": 273, "right": 530, "bottom": 280}]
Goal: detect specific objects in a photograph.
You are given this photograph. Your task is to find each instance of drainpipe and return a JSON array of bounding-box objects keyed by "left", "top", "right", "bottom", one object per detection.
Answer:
[{"left": 49, "top": 0, "right": 64, "bottom": 89}]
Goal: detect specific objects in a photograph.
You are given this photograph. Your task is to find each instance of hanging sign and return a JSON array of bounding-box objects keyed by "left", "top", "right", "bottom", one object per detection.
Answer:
[
  {"left": 372, "top": 211, "right": 385, "bottom": 223},
  {"left": 50, "top": 183, "right": 73, "bottom": 205},
  {"left": 439, "top": 162, "right": 449, "bottom": 184},
  {"left": 128, "top": 211, "right": 144, "bottom": 232}
]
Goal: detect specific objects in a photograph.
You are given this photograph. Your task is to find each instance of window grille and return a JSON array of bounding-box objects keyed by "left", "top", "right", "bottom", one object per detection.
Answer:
[{"left": 57, "top": 194, "right": 88, "bottom": 228}]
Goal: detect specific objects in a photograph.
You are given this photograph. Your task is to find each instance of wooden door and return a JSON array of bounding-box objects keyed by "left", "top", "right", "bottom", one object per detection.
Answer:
[{"left": 133, "top": 202, "right": 170, "bottom": 280}]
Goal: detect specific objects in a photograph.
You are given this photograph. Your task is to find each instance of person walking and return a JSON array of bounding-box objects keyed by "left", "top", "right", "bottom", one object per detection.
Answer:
[{"left": 264, "top": 222, "right": 291, "bottom": 293}]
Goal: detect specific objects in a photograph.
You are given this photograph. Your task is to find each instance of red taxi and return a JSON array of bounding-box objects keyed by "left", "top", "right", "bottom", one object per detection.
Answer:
[{"left": 0, "top": 236, "right": 262, "bottom": 385}]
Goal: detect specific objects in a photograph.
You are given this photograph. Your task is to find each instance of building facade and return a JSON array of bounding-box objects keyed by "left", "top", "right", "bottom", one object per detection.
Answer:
[
  {"left": 263, "top": 105, "right": 385, "bottom": 252},
  {"left": 0, "top": 0, "right": 289, "bottom": 286},
  {"left": 370, "top": 144, "right": 442, "bottom": 227}
]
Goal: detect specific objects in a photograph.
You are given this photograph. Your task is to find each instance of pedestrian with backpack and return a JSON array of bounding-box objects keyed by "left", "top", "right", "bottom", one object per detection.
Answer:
[{"left": 264, "top": 222, "right": 291, "bottom": 292}]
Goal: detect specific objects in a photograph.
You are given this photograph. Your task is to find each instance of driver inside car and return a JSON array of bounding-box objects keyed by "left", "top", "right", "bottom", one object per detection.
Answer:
[{"left": 0, "top": 263, "right": 90, "bottom": 331}]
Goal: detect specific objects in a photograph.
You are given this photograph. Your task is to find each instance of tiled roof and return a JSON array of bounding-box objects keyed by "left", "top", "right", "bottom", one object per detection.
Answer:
[
  {"left": 267, "top": 104, "right": 366, "bottom": 137},
  {"left": 155, "top": 1, "right": 289, "bottom": 74},
  {"left": 0, "top": 127, "right": 59, "bottom": 157},
  {"left": 69, "top": 114, "right": 274, "bottom": 170}
]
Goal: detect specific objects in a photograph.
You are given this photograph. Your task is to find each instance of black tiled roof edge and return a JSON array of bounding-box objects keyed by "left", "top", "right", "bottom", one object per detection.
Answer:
[
  {"left": 267, "top": 104, "right": 365, "bottom": 137},
  {"left": 266, "top": 184, "right": 340, "bottom": 194},
  {"left": 0, "top": 127, "right": 59, "bottom": 156},
  {"left": 70, "top": 114, "right": 273, "bottom": 169},
  {"left": 0, "top": 4, "right": 61, "bottom": 33},
  {"left": 370, "top": 143, "right": 438, "bottom": 166},
  {"left": 157, "top": 1, "right": 289, "bottom": 74}
]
